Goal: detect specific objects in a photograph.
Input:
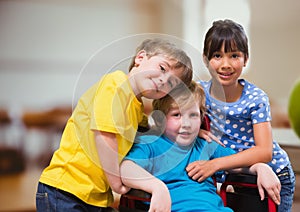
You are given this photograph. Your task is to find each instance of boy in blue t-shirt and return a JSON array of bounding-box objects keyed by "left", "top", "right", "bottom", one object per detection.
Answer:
[{"left": 120, "top": 81, "right": 280, "bottom": 212}]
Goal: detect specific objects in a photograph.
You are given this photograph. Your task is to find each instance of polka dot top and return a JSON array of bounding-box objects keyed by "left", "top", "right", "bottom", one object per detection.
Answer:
[{"left": 199, "top": 79, "right": 290, "bottom": 173}]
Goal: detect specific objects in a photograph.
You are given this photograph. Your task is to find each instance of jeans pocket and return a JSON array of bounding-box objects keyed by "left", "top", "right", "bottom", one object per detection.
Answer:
[{"left": 36, "top": 183, "right": 51, "bottom": 212}]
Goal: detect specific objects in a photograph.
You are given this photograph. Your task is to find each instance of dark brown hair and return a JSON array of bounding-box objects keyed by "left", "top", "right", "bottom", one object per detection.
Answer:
[{"left": 203, "top": 19, "right": 249, "bottom": 61}]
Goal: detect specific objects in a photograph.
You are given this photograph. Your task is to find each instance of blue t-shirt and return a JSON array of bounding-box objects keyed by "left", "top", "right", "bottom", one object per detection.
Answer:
[
  {"left": 125, "top": 135, "right": 234, "bottom": 212},
  {"left": 199, "top": 79, "right": 290, "bottom": 173}
]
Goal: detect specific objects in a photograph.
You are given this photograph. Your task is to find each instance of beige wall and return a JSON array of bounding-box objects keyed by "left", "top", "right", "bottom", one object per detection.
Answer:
[
  {"left": 0, "top": 0, "right": 299, "bottom": 112},
  {"left": 246, "top": 23, "right": 300, "bottom": 108}
]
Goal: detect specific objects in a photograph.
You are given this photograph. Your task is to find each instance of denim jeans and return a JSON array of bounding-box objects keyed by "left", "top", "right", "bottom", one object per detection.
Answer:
[
  {"left": 277, "top": 163, "right": 295, "bottom": 212},
  {"left": 36, "top": 182, "right": 116, "bottom": 212}
]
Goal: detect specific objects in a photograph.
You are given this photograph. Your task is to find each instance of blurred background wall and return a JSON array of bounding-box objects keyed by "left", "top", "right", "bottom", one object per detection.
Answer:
[
  {"left": 0, "top": 0, "right": 299, "bottom": 114},
  {"left": 0, "top": 1, "right": 300, "bottom": 210}
]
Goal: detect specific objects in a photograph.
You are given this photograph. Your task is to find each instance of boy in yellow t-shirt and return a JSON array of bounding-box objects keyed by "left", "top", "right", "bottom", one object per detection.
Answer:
[{"left": 36, "top": 38, "right": 193, "bottom": 211}]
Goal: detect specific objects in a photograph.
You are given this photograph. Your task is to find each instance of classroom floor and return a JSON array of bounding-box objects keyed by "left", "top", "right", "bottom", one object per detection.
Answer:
[{"left": 1, "top": 126, "right": 299, "bottom": 211}]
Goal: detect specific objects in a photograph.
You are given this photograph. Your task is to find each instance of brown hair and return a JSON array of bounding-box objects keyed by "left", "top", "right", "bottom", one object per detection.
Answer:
[
  {"left": 129, "top": 38, "right": 193, "bottom": 86},
  {"left": 203, "top": 19, "right": 249, "bottom": 61},
  {"left": 151, "top": 81, "right": 206, "bottom": 130}
]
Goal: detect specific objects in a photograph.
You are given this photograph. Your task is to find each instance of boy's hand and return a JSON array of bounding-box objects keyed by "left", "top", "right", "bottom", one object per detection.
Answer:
[
  {"left": 109, "top": 177, "right": 131, "bottom": 194},
  {"left": 186, "top": 160, "right": 217, "bottom": 182},
  {"left": 199, "top": 129, "right": 225, "bottom": 147},
  {"left": 120, "top": 160, "right": 171, "bottom": 211},
  {"left": 149, "top": 183, "right": 171, "bottom": 212}
]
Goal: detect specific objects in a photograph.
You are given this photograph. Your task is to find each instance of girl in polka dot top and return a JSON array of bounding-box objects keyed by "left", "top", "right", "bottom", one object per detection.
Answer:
[{"left": 186, "top": 19, "right": 295, "bottom": 212}]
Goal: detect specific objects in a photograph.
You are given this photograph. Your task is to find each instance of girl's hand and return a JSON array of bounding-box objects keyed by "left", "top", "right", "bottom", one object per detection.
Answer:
[
  {"left": 250, "top": 163, "right": 281, "bottom": 205},
  {"left": 199, "top": 129, "right": 225, "bottom": 147},
  {"left": 186, "top": 160, "right": 217, "bottom": 182}
]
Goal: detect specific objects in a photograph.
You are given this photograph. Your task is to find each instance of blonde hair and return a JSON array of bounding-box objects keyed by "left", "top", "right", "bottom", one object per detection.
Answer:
[
  {"left": 128, "top": 38, "right": 193, "bottom": 86},
  {"left": 151, "top": 81, "right": 206, "bottom": 130}
]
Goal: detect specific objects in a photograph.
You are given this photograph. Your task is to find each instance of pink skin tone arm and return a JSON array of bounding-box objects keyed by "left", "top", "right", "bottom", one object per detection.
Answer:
[
  {"left": 94, "top": 130, "right": 130, "bottom": 194},
  {"left": 120, "top": 160, "right": 171, "bottom": 212}
]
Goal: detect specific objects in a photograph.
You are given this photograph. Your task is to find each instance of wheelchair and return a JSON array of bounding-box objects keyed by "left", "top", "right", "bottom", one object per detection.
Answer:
[
  {"left": 118, "top": 173, "right": 277, "bottom": 212},
  {"left": 119, "top": 189, "right": 151, "bottom": 212},
  {"left": 118, "top": 116, "right": 277, "bottom": 211},
  {"left": 220, "top": 173, "right": 277, "bottom": 212}
]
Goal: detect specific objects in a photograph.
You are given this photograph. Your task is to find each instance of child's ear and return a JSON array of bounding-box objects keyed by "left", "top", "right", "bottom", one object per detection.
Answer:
[
  {"left": 134, "top": 50, "right": 147, "bottom": 66},
  {"left": 244, "top": 57, "right": 249, "bottom": 67},
  {"left": 202, "top": 55, "right": 209, "bottom": 67}
]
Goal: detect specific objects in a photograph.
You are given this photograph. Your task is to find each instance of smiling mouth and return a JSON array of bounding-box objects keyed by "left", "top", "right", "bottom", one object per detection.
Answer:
[
  {"left": 179, "top": 132, "right": 191, "bottom": 135},
  {"left": 218, "top": 72, "right": 233, "bottom": 77},
  {"left": 218, "top": 72, "right": 233, "bottom": 79}
]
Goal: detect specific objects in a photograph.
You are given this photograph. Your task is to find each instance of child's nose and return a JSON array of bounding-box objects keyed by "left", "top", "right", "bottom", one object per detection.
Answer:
[
  {"left": 158, "top": 73, "right": 170, "bottom": 88},
  {"left": 221, "top": 57, "right": 231, "bottom": 69},
  {"left": 159, "top": 73, "right": 169, "bottom": 83},
  {"left": 182, "top": 116, "right": 191, "bottom": 127}
]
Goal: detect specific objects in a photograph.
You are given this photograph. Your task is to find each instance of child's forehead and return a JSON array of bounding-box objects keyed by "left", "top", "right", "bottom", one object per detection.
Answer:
[
  {"left": 154, "top": 54, "right": 178, "bottom": 63},
  {"left": 153, "top": 55, "right": 185, "bottom": 70},
  {"left": 168, "top": 99, "right": 200, "bottom": 112}
]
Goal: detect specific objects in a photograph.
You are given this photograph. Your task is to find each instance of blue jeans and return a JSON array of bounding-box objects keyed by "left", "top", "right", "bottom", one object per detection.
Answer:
[
  {"left": 277, "top": 163, "right": 295, "bottom": 212},
  {"left": 36, "top": 182, "right": 116, "bottom": 212}
]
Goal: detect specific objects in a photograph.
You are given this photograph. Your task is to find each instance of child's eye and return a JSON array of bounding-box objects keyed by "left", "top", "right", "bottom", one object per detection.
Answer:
[
  {"left": 231, "top": 52, "right": 243, "bottom": 59},
  {"left": 190, "top": 113, "right": 200, "bottom": 118},
  {"left": 172, "top": 113, "right": 181, "bottom": 118},
  {"left": 213, "top": 53, "right": 221, "bottom": 59},
  {"left": 160, "top": 65, "right": 166, "bottom": 73},
  {"left": 231, "top": 54, "right": 239, "bottom": 59}
]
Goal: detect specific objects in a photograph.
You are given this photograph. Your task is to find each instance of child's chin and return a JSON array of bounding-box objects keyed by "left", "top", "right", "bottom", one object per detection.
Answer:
[
  {"left": 143, "top": 91, "right": 166, "bottom": 99},
  {"left": 176, "top": 139, "right": 194, "bottom": 147}
]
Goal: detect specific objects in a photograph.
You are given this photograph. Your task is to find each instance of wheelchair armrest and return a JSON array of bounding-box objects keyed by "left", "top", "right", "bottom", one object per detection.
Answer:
[
  {"left": 225, "top": 172, "right": 257, "bottom": 184},
  {"left": 220, "top": 173, "right": 277, "bottom": 212},
  {"left": 119, "top": 189, "right": 151, "bottom": 211},
  {"left": 124, "top": 189, "right": 151, "bottom": 201},
  {"left": 220, "top": 173, "right": 259, "bottom": 196}
]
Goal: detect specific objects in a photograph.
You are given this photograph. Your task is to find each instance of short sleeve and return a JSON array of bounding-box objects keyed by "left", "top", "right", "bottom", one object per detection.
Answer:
[
  {"left": 124, "top": 143, "right": 153, "bottom": 171},
  {"left": 249, "top": 95, "right": 272, "bottom": 124}
]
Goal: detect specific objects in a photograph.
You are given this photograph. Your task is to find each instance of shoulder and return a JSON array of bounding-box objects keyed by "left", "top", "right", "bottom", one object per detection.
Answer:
[
  {"left": 100, "top": 70, "right": 127, "bottom": 85},
  {"left": 213, "top": 143, "right": 235, "bottom": 158},
  {"left": 194, "top": 137, "right": 207, "bottom": 148},
  {"left": 197, "top": 80, "right": 211, "bottom": 97},
  {"left": 194, "top": 137, "right": 235, "bottom": 159},
  {"left": 241, "top": 79, "right": 268, "bottom": 96},
  {"left": 131, "top": 135, "right": 166, "bottom": 157},
  {"left": 198, "top": 80, "right": 209, "bottom": 88},
  {"left": 134, "top": 135, "right": 162, "bottom": 145},
  {"left": 96, "top": 70, "right": 134, "bottom": 98},
  {"left": 240, "top": 79, "right": 270, "bottom": 103}
]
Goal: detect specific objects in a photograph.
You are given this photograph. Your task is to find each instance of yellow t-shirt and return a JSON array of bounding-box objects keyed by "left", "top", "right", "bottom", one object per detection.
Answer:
[{"left": 39, "top": 70, "right": 146, "bottom": 207}]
